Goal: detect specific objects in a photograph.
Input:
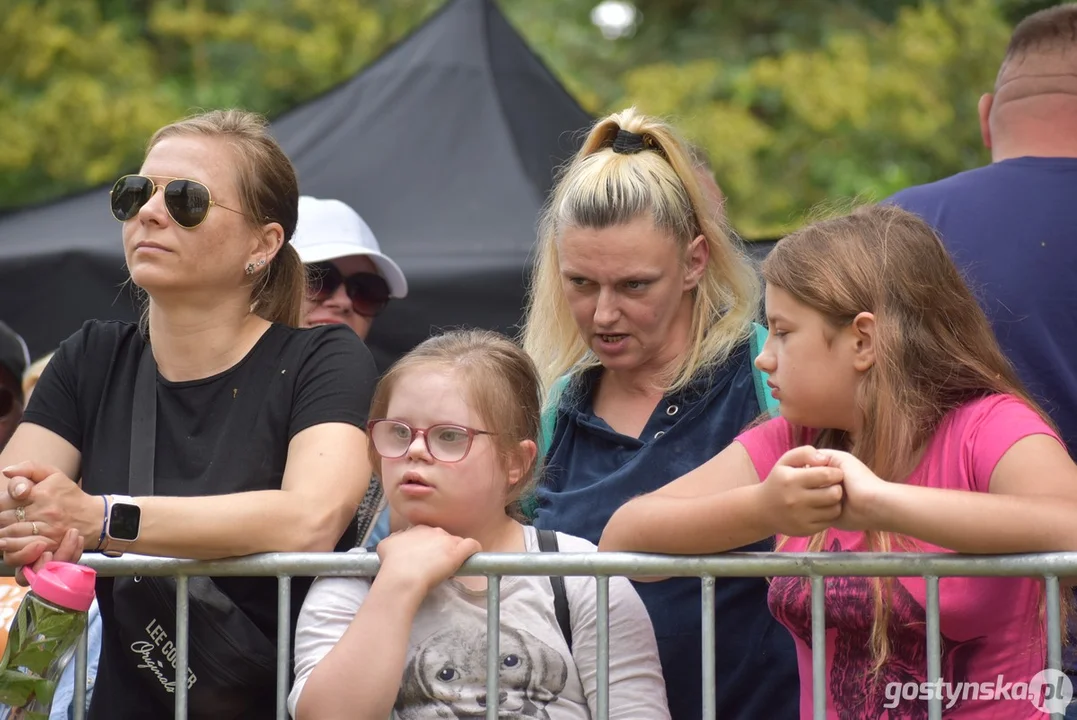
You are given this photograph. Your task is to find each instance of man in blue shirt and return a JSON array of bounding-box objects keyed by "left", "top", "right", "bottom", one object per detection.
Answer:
[
  {"left": 887, "top": 3, "right": 1077, "bottom": 703},
  {"left": 888, "top": 4, "right": 1077, "bottom": 454}
]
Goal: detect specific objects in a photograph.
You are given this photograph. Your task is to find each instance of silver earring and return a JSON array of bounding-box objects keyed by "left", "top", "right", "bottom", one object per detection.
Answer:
[
  {"left": 245, "top": 263, "right": 255, "bottom": 276},
  {"left": 257, "top": 258, "right": 266, "bottom": 267}
]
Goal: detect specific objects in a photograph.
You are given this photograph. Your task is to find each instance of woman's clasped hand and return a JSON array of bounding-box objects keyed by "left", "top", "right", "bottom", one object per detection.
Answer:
[{"left": 0, "top": 462, "right": 99, "bottom": 568}]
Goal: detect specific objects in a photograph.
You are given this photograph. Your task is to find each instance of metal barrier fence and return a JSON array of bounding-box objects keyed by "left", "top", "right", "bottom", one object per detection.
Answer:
[{"left": 6, "top": 550, "right": 1077, "bottom": 720}]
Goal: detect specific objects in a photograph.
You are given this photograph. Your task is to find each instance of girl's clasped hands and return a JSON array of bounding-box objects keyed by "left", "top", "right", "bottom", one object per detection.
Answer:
[{"left": 761, "top": 446, "right": 886, "bottom": 536}]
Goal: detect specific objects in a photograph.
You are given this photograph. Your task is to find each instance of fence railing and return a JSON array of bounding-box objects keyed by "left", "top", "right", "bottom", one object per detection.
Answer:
[{"left": 6, "top": 550, "right": 1077, "bottom": 720}]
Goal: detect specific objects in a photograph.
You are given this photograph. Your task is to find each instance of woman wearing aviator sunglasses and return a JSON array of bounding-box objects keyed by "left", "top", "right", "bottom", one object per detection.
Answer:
[
  {"left": 291, "top": 196, "right": 409, "bottom": 341},
  {"left": 0, "top": 110, "right": 378, "bottom": 719}
]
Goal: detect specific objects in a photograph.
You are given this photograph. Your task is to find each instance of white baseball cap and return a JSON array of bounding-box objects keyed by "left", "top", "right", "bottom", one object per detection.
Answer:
[{"left": 290, "top": 196, "right": 408, "bottom": 299}]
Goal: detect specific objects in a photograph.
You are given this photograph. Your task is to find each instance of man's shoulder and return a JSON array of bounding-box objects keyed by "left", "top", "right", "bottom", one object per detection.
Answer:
[{"left": 885, "top": 165, "right": 996, "bottom": 211}]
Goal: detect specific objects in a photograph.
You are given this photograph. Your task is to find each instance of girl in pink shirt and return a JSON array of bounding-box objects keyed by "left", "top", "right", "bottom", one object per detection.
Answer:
[{"left": 600, "top": 205, "right": 1077, "bottom": 719}]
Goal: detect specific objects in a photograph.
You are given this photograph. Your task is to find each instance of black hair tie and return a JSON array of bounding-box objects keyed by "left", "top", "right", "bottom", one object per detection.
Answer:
[{"left": 612, "top": 128, "right": 647, "bottom": 154}]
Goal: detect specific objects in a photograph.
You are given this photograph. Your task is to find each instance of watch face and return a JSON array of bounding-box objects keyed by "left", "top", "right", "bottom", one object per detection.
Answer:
[{"left": 109, "top": 503, "right": 142, "bottom": 542}]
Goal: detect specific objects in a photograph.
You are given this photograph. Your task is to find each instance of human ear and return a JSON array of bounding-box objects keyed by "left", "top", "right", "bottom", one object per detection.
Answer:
[
  {"left": 978, "top": 93, "right": 994, "bottom": 150},
  {"left": 683, "top": 234, "right": 709, "bottom": 291},
  {"left": 505, "top": 439, "right": 538, "bottom": 487},
  {"left": 247, "top": 221, "right": 285, "bottom": 270},
  {"left": 850, "top": 312, "right": 876, "bottom": 372}
]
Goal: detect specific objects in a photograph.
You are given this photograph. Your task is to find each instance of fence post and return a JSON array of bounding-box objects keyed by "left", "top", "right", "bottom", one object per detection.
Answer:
[
  {"left": 811, "top": 575, "right": 826, "bottom": 720},
  {"left": 277, "top": 575, "right": 292, "bottom": 720},
  {"left": 596, "top": 576, "right": 610, "bottom": 720},
  {"left": 175, "top": 575, "right": 190, "bottom": 720},
  {"left": 701, "top": 575, "right": 716, "bottom": 720},
  {"left": 72, "top": 624, "right": 88, "bottom": 720},
  {"left": 925, "top": 575, "right": 941, "bottom": 720},
  {"left": 486, "top": 576, "right": 501, "bottom": 720}
]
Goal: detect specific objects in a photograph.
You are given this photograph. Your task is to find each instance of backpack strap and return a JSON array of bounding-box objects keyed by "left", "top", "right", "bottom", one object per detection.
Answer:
[
  {"left": 749, "top": 322, "right": 779, "bottom": 418},
  {"left": 523, "top": 374, "right": 573, "bottom": 522},
  {"left": 536, "top": 529, "right": 573, "bottom": 653},
  {"left": 539, "top": 373, "right": 572, "bottom": 459}
]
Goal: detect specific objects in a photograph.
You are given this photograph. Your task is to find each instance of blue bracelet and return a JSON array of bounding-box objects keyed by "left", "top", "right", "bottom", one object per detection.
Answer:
[{"left": 94, "top": 495, "right": 109, "bottom": 552}]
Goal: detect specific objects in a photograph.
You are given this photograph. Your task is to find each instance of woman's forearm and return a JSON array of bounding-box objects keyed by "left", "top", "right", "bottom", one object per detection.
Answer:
[
  {"left": 119, "top": 490, "right": 359, "bottom": 559},
  {"left": 874, "top": 483, "right": 1077, "bottom": 553},
  {"left": 599, "top": 483, "right": 775, "bottom": 555},
  {"left": 295, "top": 576, "right": 421, "bottom": 720}
]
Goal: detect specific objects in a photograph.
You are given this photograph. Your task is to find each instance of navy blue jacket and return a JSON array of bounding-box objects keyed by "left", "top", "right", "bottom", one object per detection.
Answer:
[{"left": 534, "top": 341, "right": 799, "bottom": 719}]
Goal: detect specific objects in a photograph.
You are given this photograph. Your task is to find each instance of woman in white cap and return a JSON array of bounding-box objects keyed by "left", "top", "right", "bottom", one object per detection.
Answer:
[{"left": 291, "top": 196, "right": 408, "bottom": 341}]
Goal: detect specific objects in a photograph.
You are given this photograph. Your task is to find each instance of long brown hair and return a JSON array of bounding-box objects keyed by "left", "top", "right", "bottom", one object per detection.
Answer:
[
  {"left": 367, "top": 329, "right": 542, "bottom": 522},
  {"left": 763, "top": 204, "right": 1058, "bottom": 671},
  {"left": 146, "top": 109, "right": 306, "bottom": 327},
  {"left": 521, "top": 107, "right": 760, "bottom": 398}
]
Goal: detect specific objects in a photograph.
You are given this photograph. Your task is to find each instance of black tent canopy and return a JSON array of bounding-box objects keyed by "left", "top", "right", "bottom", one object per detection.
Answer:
[{"left": 0, "top": 0, "right": 592, "bottom": 368}]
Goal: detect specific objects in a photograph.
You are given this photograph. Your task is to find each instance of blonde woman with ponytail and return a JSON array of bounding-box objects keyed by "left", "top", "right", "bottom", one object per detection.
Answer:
[
  {"left": 0, "top": 110, "right": 378, "bottom": 719},
  {"left": 521, "top": 107, "right": 798, "bottom": 719},
  {"left": 602, "top": 204, "right": 1077, "bottom": 719}
]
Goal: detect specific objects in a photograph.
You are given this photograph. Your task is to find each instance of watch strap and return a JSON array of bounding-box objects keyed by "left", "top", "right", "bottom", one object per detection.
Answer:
[{"left": 101, "top": 537, "right": 133, "bottom": 558}]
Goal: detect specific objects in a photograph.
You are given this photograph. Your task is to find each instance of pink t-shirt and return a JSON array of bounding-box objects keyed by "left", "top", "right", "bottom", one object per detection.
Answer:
[{"left": 737, "top": 395, "right": 1061, "bottom": 719}]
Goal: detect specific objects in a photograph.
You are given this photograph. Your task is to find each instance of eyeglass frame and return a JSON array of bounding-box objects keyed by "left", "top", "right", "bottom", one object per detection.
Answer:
[
  {"left": 110, "top": 174, "right": 246, "bottom": 229},
  {"left": 367, "top": 419, "right": 496, "bottom": 463}
]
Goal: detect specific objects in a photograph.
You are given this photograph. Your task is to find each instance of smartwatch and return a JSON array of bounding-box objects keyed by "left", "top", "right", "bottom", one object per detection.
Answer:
[{"left": 102, "top": 495, "right": 142, "bottom": 558}]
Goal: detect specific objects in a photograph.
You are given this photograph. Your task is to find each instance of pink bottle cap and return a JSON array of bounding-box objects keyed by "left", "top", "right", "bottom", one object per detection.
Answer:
[{"left": 22, "top": 562, "right": 96, "bottom": 612}]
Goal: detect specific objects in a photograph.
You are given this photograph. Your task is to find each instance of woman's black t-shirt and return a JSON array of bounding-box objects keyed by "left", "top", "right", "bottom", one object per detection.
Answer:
[{"left": 22, "top": 319, "right": 377, "bottom": 719}]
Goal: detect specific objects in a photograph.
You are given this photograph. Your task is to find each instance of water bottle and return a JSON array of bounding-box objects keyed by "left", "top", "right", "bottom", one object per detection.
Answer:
[{"left": 0, "top": 562, "right": 96, "bottom": 720}]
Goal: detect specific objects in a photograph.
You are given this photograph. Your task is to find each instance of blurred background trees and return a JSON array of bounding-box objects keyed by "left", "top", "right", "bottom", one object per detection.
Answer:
[{"left": 0, "top": 0, "right": 1059, "bottom": 237}]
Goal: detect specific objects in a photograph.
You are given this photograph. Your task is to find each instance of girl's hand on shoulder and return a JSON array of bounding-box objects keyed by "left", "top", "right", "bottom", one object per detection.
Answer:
[
  {"left": 761, "top": 446, "right": 844, "bottom": 536},
  {"left": 375, "top": 525, "right": 481, "bottom": 596},
  {"left": 817, "top": 449, "right": 886, "bottom": 531}
]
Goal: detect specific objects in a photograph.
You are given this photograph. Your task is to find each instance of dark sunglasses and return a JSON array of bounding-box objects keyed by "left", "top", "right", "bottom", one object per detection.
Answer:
[
  {"left": 307, "top": 262, "right": 391, "bottom": 318},
  {"left": 110, "top": 174, "right": 244, "bottom": 229}
]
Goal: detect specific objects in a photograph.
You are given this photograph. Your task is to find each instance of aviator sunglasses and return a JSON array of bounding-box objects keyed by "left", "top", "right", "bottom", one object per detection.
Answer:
[
  {"left": 110, "top": 174, "right": 244, "bottom": 229},
  {"left": 307, "top": 261, "right": 391, "bottom": 318}
]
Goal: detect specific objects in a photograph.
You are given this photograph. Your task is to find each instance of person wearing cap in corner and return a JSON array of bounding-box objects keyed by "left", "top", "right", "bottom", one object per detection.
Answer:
[
  {"left": 291, "top": 196, "right": 408, "bottom": 340},
  {"left": 0, "top": 322, "right": 30, "bottom": 451},
  {"left": 291, "top": 196, "right": 408, "bottom": 547},
  {"left": 0, "top": 323, "right": 33, "bottom": 706}
]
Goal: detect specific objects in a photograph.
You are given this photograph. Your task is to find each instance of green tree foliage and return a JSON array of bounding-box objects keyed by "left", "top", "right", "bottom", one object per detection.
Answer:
[
  {"left": 146, "top": 0, "right": 385, "bottom": 110},
  {"left": 617, "top": 0, "right": 1012, "bottom": 235},
  {"left": 0, "top": 0, "right": 1033, "bottom": 237},
  {"left": 0, "top": 2, "right": 181, "bottom": 207},
  {"left": 0, "top": 0, "right": 440, "bottom": 211}
]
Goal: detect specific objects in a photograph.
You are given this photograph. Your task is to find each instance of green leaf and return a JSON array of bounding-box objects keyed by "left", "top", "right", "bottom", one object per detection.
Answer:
[
  {"left": 0, "top": 596, "right": 85, "bottom": 708},
  {"left": 31, "top": 607, "right": 81, "bottom": 645},
  {"left": 0, "top": 669, "right": 38, "bottom": 706},
  {"left": 30, "top": 675, "right": 57, "bottom": 706},
  {"left": 10, "top": 646, "right": 53, "bottom": 676}
]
